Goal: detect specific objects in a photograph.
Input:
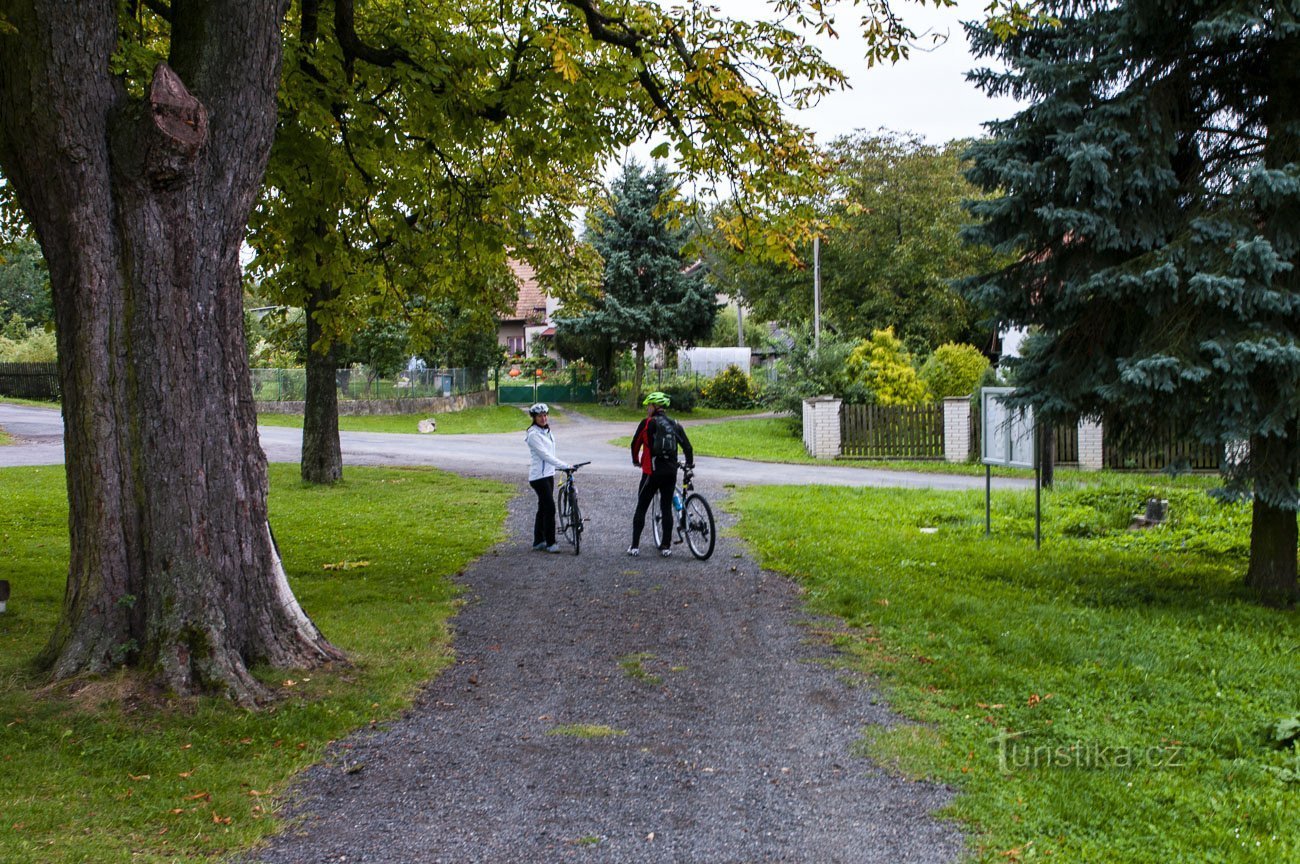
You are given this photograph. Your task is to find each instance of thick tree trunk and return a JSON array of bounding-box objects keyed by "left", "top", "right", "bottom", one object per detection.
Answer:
[
  {"left": 1246, "top": 497, "right": 1298, "bottom": 608},
  {"left": 302, "top": 283, "right": 343, "bottom": 484},
  {"left": 0, "top": 3, "right": 343, "bottom": 704},
  {"left": 1246, "top": 433, "right": 1299, "bottom": 608}
]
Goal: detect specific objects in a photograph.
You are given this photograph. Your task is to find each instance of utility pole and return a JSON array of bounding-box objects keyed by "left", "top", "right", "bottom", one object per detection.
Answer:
[
  {"left": 736, "top": 299, "right": 745, "bottom": 348},
  {"left": 813, "top": 235, "right": 822, "bottom": 351}
]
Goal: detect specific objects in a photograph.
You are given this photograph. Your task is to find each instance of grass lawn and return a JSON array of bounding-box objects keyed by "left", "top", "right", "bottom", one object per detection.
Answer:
[
  {"left": 562, "top": 403, "right": 768, "bottom": 423},
  {"left": 257, "top": 403, "right": 527, "bottom": 435},
  {"left": 0, "top": 427, "right": 10, "bottom": 445},
  {"left": 0, "top": 463, "right": 511, "bottom": 864},
  {"left": 0, "top": 397, "right": 61, "bottom": 409},
  {"left": 730, "top": 474, "right": 1299, "bottom": 862}
]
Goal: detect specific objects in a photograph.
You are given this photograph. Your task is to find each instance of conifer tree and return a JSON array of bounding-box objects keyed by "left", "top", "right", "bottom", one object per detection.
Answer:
[
  {"left": 559, "top": 161, "right": 717, "bottom": 404},
  {"left": 964, "top": 1, "right": 1300, "bottom": 606}
]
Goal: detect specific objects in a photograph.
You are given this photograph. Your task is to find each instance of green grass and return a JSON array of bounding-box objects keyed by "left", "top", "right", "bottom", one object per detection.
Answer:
[
  {"left": 0, "top": 396, "right": 60, "bottom": 408},
  {"left": 562, "top": 403, "right": 767, "bottom": 423},
  {"left": 546, "top": 724, "right": 627, "bottom": 739},
  {"left": 0, "top": 427, "right": 11, "bottom": 445},
  {"left": 618, "top": 652, "right": 664, "bottom": 686},
  {"left": 257, "top": 404, "right": 528, "bottom": 435},
  {"left": 730, "top": 474, "right": 1299, "bottom": 863},
  {"left": 0, "top": 463, "right": 511, "bottom": 864}
]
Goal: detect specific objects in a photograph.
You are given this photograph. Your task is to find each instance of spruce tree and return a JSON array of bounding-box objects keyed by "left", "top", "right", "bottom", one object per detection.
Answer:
[
  {"left": 559, "top": 161, "right": 717, "bottom": 403},
  {"left": 964, "top": 1, "right": 1300, "bottom": 606}
]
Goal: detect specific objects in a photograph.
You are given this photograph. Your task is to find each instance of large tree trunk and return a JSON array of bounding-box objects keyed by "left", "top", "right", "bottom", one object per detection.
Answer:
[
  {"left": 0, "top": 2, "right": 343, "bottom": 704},
  {"left": 302, "top": 283, "right": 343, "bottom": 485},
  {"left": 1246, "top": 497, "right": 1298, "bottom": 608},
  {"left": 1246, "top": 433, "right": 1299, "bottom": 608}
]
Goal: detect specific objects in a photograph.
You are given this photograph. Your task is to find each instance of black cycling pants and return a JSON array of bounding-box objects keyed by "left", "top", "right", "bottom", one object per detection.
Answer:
[
  {"left": 530, "top": 476, "right": 556, "bottom": 546},
  {"left": 631, "top": 472, "right": 675, "bottom": 550}
]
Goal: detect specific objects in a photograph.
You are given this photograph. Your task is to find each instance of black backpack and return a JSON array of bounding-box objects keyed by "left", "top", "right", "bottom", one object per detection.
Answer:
[{"left": 652, "top": 413, "right": 679, "bottom": 462}]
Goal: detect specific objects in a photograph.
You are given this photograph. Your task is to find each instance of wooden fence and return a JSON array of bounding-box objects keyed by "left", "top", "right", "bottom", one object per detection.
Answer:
[
  {"left": 0, "top": 362, "right": 59, "bottom": 399},
  {"left": 1106, "top": 427, "right": 1221, "bottom": 471},
  {"left": 840, "top": 403, "right": 944, "bottom": 459}
]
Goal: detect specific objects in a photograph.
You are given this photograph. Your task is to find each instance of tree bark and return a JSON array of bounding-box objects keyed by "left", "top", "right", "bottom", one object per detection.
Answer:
[
  {"left": 1246, "top": 497, "right": 1298, "bottom": 608},
  {"left": 0, "top": 2, "right": 343, "bottom": 704},
  {"left": 302, "top": 282, "right": 343, "bottom": 485}
]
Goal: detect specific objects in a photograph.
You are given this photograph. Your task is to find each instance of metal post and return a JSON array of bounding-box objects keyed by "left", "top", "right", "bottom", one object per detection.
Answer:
[
  {"left": 736, "top": 300, "right": 746, "bottom": 348},
  {"left": 1034, "top": 422, "right": 1042, "bottom": 550},
  {"left": 985, "top": 464, "right": 991, "bottom": 536},
  {"left": 813, "top": 235, "right": 822, "bottom": 351}
]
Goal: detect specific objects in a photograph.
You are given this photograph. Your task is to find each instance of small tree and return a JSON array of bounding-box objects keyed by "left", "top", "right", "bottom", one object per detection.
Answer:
[
  {"left": 700, "top": 364, "right": 759, "bottom": 409},
  {"left": 921, "top": 343, "right": 990, "bottom": 399},
  {"left": 557, "top": 161, "right": 717, "bottom": 404},
  {"left": 844, "top": 328, "right": 930, "bottom": 405}
]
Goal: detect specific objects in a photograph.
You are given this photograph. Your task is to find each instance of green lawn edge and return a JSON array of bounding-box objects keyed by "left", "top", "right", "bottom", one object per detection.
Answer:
[
  {"left": 0, "top": 464, "right": 512, "bottom": 864},
  {"left": 257, "top": 403, "right": 528, "bottom": 435},
  {"left": 728, "top": 478, "right": 1299, "bottom": 862}
]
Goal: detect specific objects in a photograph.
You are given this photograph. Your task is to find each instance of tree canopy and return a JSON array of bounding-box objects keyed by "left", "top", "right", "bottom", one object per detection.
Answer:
[
  {"left": 963, "top": 0, "right": 1300, "bottom": 606},
  {"left": 710, "top": 131, "right": 1011, "bottom": 354}
]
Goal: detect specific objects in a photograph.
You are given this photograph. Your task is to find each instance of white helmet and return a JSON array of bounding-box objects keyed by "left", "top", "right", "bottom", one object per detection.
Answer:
[{"left": 528, "top": 402, "right": 549, "bottom": 415}]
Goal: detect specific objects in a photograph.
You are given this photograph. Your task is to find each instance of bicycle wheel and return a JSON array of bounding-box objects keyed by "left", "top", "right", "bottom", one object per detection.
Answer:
[
  {"left": 569, "top": 495, "right": 582, "bottom": 555},
  {"left": 682, "top": 493, "right": 715, "bottom": 560},
  {"left": 651, "top": 506, "right": 665, "bottom": 548}
]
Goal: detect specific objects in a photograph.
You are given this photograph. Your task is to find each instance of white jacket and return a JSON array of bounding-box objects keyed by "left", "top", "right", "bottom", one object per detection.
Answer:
[{"left": 525, "top": 424, "right": 569, "bottom": 481}]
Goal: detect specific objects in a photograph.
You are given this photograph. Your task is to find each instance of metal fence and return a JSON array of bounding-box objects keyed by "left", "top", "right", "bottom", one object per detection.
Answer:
[
  {"left": 251, "top": 366, "right": 488, "bottom": 402},
  {"left": 0, "top": 362, "right": 59, "bottom": 399},
  {"left": 839, "top": 402, "right": 945, "bottom": 460},
  {"left": 497, "top": 366, "right": 597, "bottom": 404}
]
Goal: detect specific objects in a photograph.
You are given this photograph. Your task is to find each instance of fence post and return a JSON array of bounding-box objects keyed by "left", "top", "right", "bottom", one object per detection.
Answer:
[
  {"left": 942, "top": 397, "right": 972, "bottom": 462},
  {"left": 1078, "top": 418, "right": 1104, "bottom": 470},
  {"left": 802, "top": 396, "right": 842, "bottom": 458}
]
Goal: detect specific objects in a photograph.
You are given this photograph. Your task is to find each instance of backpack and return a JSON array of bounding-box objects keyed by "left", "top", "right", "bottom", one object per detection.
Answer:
[{"left": 652, "top": 413, "right": 678, "bottom": 462}]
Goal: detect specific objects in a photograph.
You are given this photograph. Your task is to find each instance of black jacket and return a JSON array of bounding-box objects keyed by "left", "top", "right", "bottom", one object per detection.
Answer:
[{"left": 631, "top": 412, "right": 693, "bottom": 476}]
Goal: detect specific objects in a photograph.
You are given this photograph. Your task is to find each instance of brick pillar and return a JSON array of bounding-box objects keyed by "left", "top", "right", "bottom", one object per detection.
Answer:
[
  {"left": 943, "top": 397, "right": 972, "bottom": 463},
  {"left": 802, "top": 396, "right": 842, "bottom": 458},
  {"left": 1078, "top": 418, "right": 1104, "bottom": 470}
]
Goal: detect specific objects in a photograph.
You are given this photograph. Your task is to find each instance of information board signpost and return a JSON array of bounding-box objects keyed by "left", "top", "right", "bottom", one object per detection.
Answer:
[{"left": 980, "top": 387, "right": 1042, "bottom": 548}]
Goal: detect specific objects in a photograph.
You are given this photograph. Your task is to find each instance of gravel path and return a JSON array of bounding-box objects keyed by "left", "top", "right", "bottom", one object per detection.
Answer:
[{"left": 246, "top": 470, "right": 964, "bottom": 864}]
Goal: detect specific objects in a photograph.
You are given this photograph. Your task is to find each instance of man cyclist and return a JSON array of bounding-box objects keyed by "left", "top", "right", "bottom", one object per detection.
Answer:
[{"left": 628, "top": 391, "right": 693, "bottom": 557}]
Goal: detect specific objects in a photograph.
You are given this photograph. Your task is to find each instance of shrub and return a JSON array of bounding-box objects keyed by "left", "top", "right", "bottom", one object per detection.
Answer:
[
  {"left": 699, "top": 364, "right": 758, "bottom": 409},
  {"left": 844, "top": 328, "right": 930, "bottom": 406},
  {"left": 0, "top": 325, "right": 57, "bottom": 363},
  {"left": 660, "top": 382, "right": 699, "bottom": 412},
  {"left": 920, "top": 342, "right": 989, "bottom": 399}
]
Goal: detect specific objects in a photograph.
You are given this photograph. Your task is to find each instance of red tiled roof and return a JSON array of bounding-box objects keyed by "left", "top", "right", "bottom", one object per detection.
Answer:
[{"left": 507, "top": 259, "right": 548, "bottom": 322}]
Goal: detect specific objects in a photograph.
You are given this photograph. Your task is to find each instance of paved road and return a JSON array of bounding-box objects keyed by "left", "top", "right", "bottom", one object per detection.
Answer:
[{"left": 0, "top": 403, "right": 1029, "bottom": 491}]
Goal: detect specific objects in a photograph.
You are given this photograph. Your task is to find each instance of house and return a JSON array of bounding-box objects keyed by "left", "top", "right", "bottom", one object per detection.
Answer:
[{"left": 496, "top": 259, "right": 560, "bottom": 359}]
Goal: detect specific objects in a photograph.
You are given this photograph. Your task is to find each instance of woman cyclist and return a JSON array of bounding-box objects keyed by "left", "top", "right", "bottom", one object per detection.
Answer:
[{"left": 525, "top": 403, "right": 571, "bottom": 552}]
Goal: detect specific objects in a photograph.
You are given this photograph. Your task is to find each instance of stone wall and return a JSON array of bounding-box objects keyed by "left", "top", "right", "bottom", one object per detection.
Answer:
[
  {"left": 256, "top": 389, "right": 498, "bottom": 416},
  {"left": 802, "top": 396, "right": 842, "bottom": 458}
]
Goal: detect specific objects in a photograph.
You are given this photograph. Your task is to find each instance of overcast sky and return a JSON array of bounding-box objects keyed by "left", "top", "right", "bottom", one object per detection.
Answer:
[{"left": 764, "top": 0, "right": 1024, "bottom": 144}]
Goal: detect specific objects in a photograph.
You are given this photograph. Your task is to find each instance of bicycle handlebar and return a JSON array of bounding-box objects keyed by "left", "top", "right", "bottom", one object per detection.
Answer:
[{"left": 561, "top": 461, "right": 591, "bottom": 472}]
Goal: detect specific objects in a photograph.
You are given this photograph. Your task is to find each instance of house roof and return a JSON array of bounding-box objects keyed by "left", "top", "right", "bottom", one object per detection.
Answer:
[{"left": 504, "top": 259, "right": 548, "bottom": 323}]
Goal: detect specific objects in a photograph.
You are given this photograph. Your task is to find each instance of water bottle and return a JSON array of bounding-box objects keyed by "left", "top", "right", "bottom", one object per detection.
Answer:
[{"left": 672, "top": 491, "right": 683, "bottom": 511}]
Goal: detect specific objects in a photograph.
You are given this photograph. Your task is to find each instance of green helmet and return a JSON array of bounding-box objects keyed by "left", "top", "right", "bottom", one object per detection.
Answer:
[{"left": 642, "top": 391, "right": 671, "bottom": 407}]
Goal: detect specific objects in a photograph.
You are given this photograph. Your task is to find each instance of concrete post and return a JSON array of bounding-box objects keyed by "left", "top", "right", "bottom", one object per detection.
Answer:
[
  {"left": 1078, "top": 418, "right": 1104, "bottom": 470},
  {"left": 802, "top": 396, "right": 843, "bottom": 458},
  {"left": 942, "top": 397, "right": 973, "bottom": 463}
]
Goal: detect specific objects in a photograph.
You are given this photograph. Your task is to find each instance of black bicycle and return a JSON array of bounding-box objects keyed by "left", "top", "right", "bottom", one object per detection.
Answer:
[
  {"left": 556, "top": 461, "right": 590, "bottom": 555},
  {"left": 652, "top": 462, "right": 716, "bottom": 560}
]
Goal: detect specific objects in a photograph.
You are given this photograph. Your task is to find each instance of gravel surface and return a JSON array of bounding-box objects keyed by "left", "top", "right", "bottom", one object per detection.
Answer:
[{"left": 246, "top": 469, "right": 964, "bottom": 864}]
